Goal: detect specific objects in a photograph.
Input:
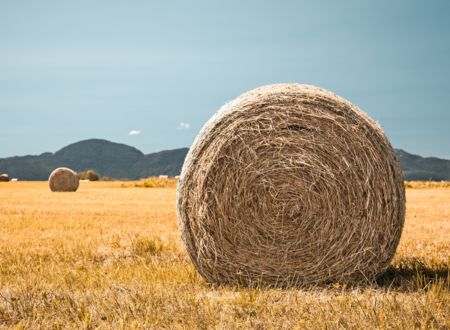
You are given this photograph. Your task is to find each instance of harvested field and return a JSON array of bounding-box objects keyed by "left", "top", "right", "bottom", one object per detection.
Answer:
[{"left": 0, "top": 182, "right": 448, "bottom": 329}]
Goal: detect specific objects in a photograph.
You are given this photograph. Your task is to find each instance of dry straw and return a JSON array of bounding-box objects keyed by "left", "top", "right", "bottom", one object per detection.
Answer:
[
  {"left": 0, "top": 174, "right": 10, "bottom": 182},
  {"left": 48, "top": 167, "right": 79, "bottom": 192},
  {"left": 177, "top": 83, "right": 405, "bottom": 287}
]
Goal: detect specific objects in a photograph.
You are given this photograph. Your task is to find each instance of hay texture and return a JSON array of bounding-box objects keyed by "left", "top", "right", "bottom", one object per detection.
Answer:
[
  {"left": 177, "top": 83, "right": 405, "bottom": 287},
  {"left": 0, "top": 174, "right": 10, "bottom": 182},
  {"left": 48, "top": 167, "right": 79, "bottom": 192}
]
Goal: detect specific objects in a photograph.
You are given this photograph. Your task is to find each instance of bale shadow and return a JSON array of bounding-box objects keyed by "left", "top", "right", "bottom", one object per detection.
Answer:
[
  {"left": 203, "top": 258, "right": 449, "bottom": 292},
  {"left": 376, "top": 259, "right": 449, "bottom": 292},
  {"left": 210, "top": 259, "right": 450, "bottom": 292}
]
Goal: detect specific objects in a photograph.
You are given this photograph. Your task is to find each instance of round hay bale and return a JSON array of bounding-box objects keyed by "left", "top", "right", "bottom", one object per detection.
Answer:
[
  {"left": 48, "top": 167, "right": 79, "bottom": 192},
  {"left": 177, "top": 83, "right": 405, "bottom": 287},
  {"left": 0, "top": 174, "right": 10, "bottom": 182}
]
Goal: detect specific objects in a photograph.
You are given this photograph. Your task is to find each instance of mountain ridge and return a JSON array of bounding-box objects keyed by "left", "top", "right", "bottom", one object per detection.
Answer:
[
  {"left": 0, "top": 139, "right": 449, "bottom": 181},
  {"left": 0, "top": 139, "right": 189, "bottom": 180}
]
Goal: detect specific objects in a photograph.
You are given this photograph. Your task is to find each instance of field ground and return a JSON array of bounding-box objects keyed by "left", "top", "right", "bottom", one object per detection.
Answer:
[{"left": 0, "top": 182, "right": 449, "bottom": 329}]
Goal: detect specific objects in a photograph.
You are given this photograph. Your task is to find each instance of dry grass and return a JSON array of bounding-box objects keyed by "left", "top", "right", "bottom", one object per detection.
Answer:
[
  {"left": 121, "top": 177, "right": 178, "bottom": 189},
  {"left": 405, "top": 181, "right": 450, "bottom": 189},
  {"left": 0, "top": 181, "right": 449, "bottom": 329}
]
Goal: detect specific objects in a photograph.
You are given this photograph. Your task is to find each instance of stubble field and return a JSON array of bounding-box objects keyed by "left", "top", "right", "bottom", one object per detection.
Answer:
[{"left": 0, "top": 181, "right": 449, "bottom": 329}]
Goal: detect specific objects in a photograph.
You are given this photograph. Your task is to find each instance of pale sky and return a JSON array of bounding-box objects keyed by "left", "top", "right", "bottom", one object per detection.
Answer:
[{"left": 1, "top": 0, "right": 449, "bottom": 158}]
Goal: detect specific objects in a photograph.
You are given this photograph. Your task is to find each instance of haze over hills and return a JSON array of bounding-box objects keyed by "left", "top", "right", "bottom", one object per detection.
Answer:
[{"left": 0, "top": 139, "right": 448, "bottom": 181}]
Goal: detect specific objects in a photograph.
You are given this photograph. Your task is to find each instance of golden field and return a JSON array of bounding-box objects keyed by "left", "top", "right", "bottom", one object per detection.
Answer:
[{"left": 0, "top": 181, "right": 449, "bottom": 329}]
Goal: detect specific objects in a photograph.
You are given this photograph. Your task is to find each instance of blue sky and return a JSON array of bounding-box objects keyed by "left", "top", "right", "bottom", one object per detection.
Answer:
[{"left": 0, "top": 0, "right": 449, "bottom": 158}]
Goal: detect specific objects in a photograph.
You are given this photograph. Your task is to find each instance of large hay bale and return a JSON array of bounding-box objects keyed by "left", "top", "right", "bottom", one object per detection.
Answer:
[
  {"left": 177, "top": 84, "right": 405, "bottom": 286},
  {"left": 48, "top": 167, "right": 79, "bottom": 192},
  {"left": 0, "top": 174, "right": 10, "bottom": 182}
]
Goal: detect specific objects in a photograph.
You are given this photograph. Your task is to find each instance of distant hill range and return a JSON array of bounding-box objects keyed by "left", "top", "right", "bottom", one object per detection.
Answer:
[
  {"left": 395, "top": 149, "right": 450, "bottom": 181},
  {"left": 0, "top": 139, "right": 449, "bottom": 181},
  {"left": 0, "top": 139, "right": 188, "bottom": 180}
]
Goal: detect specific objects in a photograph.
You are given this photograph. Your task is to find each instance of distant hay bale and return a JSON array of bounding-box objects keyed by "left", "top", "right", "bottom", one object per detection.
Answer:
[
  {"left": 86, "top": 169, "right": 99, "bottom": 181},
  {"left": 177, "top": 83, "right": 405, "bottom": 287},
  {"left": 48, "top": 167, "right": 79, "bottom": 192},
  {"left": 0, "top": 174, "right": 10, "bottom": 182}
]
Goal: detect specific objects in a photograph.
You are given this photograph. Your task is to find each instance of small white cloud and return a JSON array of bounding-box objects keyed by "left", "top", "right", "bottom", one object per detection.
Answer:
[
  {"left": 177, "top": 122, "right": 190, "bottom": 130},
  {"left": 128, "top": 130, "right": 141, "bottom": 136}
]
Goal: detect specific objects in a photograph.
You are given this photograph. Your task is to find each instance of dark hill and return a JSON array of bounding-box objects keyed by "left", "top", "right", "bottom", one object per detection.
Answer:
[
  {"left": 395, "top": 149, "right": 450, "bottom": 181},
  {"left": 54, "top": 139, "right": 144, "bottom": 179},
  {"left": 0, "top": 139, "right": 188, "bottom": 180},
  {"left": 0, "top": 139, "right": 448, "bottom": 181}
]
